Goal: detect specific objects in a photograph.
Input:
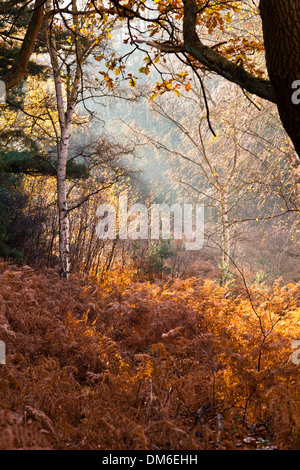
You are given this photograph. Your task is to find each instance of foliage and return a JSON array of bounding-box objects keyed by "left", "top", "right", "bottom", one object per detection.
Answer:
[
  {"left": 0, "top": 260, "right": 300, "bottom": 450},
  {"left": 131, "top": 239, "right": 176, "bottom": 280},
  {"left": 1, "top": 0, "right": 300, "bottom": 453},
  {"left": 0, "top": 174, "right": 28, "bottom": 261}
]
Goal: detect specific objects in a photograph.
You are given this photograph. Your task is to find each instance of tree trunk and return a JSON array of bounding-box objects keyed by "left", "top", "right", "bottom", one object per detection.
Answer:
[
  {"left": 2, "top": 0, "right": 45, "bottom": 91},
  {"left": 46, "top": 0, "right": 83, "bottom": 279},
  {"left": 57, "top": 127, "right": 71, "bottom": 278},
  {"left": 260, "top": 0, "right": 300, "bottom": 158},
  {"left": 220, "top": 189, "right": 230, "bottom": 286}
]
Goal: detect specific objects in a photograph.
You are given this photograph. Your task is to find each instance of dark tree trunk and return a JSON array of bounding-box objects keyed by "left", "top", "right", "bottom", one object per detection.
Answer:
[
  {"left": 2, "top": 0, "right": 45, "bottom": 91},
  {"left": 260, "top": 0, "right": 300, "bottom": 158}
]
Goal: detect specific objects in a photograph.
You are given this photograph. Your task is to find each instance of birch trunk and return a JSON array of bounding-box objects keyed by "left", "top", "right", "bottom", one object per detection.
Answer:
[
  {"left": 57, "top": 126, "right": 71, "bottom": 278},
  {"left": 220, "top": 189, "right": 230, "bottom": 286},
  {"left": 46, "top": 0, "right": 83, "bottom": 279}
]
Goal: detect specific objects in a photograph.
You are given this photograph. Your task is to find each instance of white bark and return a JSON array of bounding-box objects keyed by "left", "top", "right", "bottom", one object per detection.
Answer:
[
  {"left": 219, "top": 189, "right": 230, "bottom": 286},
  {"left": 218, "top": 138, "right": 237, "bottom": 285},
  {"left": 46, "top": 0, "right": 83, "bottom": 278}
]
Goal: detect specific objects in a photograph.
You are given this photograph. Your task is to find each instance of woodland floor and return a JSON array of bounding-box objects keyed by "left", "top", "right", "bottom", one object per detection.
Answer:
[{"left": 0, "top": 260, "right": 300, "bottom": 450}]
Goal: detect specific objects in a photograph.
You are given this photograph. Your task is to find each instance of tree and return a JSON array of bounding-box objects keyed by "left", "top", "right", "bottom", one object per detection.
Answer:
[
  {"left": 44, "top": 0, "right": 116, "bottom": 278},
  {"left": 0, "top": 0, "right": 45, "bottom": 90},
  {"left": 124, "top": 68, "right": 299, "bottom": 284},
  {"left": 104, "top": 0, "right": 300, "bottom": 164},
  {"left": 0, "top": 0, "right": 138, "bottom": 275},
  {"left": 259, "top": 0, "right": 300, "bottom": 159},
  {"left": 0, "top": 3, "right": 93, "bottom": 262},
  {"left": 2, "top": 0, "right": 300, "bottom": 163}
]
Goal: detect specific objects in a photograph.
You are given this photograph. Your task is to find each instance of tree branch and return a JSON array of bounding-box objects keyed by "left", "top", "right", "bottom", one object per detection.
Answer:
[
  {"left": 1, "top": 0, "right": 46, "bottom": 91},
  {"left": 181, "top": 0, "right": 276, "bottom": 104}
]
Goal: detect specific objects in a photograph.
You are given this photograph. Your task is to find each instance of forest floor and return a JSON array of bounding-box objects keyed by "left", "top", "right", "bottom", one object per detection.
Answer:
[{"left": 0, "top": 260, "right": 300, "bottom": 450}]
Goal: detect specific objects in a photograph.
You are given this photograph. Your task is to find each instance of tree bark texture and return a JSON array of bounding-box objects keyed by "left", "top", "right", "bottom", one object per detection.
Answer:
[
  {"left": 260, "top": 0, "right": 300, "bottom": 158},
  {"left": 46, "top": 0, "right": 84, "bottom": 278},
  {"left": 2, "top": 0, "right": 45, "bottom": 90},
  {"left": 57, "top": 128, "right": 71, "bottom": 279}
]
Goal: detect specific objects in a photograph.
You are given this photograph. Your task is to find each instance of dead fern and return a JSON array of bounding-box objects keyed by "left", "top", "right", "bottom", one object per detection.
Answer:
[{"left": 0, "top": 260, "right": 300, "bottom": 449}]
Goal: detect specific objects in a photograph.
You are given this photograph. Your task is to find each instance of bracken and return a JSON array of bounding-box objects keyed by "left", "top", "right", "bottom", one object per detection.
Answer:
[{"left": 0, "top": 260, "right": 299, "bottom": 450}]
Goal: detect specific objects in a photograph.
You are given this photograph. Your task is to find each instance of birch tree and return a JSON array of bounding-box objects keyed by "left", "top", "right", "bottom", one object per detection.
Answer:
[
  {"left": 45, "top": 0, "right": 111, "bottom": 278},
  {"left": 125, "top": 73, "right": 297, "bottom": 284},
  {"left": 150, "top": 97, "right": 240, "bottom": 286}
]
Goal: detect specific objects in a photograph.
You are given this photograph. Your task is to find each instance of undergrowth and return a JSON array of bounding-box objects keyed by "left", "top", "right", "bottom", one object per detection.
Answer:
[{"left": 0, "top": 261, "right": 300, "bottom": 450}]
